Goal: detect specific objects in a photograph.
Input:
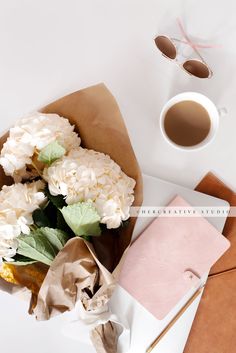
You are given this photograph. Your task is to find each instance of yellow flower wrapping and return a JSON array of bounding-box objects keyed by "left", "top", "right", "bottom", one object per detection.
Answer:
[{"left": 0, "top": 263, "right": 48, "bottom": 295}]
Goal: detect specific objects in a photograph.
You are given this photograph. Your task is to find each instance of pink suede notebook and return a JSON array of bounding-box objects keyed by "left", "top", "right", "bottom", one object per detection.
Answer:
[{"left": 119, "top": 196, "right": 230, "bottom": 320}]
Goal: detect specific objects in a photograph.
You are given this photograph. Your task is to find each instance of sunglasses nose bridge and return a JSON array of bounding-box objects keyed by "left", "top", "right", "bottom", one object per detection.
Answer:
[
  {"left": 176, "top": 41, "right": 194, "bottom": 58},
  {"left": 175, "top": 52, "right": 186, "bottom": 64}
]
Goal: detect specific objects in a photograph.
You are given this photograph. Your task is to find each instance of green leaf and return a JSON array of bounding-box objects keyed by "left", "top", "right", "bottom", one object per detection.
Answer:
[
  {"left": 61, "top": 201, "right": 101, "bottom": 237},
  {"left": 38, "top": 140, "right": 66, "bottom": 165},
  {"left": 5, "top": 254, "right": 37, "bottom": 266},
  {"left": 44, "top": 186, "right": 66, "bottom": 209},
  {"left": 17, "top": 227, "right": 69, "bottom": 266},
  {"left": 33, "top": 208, "right": 51, "bottom": 228},
  {"left": 17, "top": 234, "right": 56, "bottom": 266},
  {"left": 34, "top": 227, "right": 70, "bottom": 252}
]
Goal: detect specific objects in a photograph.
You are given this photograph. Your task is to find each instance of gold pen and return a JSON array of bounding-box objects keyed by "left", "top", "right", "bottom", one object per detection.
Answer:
[{"left": 146, "top": 286, "right": 204, "bottom": 353}]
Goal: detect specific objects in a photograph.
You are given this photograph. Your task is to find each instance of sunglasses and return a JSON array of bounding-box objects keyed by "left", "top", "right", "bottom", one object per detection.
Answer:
[{"left": 154, "top": 19, "right": 214, "bottom": 79}]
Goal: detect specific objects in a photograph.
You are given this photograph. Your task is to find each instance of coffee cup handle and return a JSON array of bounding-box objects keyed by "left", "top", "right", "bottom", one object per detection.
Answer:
[{"left": 218, "top": 107, "right": 227, "bottom": 117}]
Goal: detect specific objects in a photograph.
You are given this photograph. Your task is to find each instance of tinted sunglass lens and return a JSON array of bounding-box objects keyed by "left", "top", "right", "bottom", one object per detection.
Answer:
[
  {"left": 183, "top": 60, "right": 210, "bottom": 78},
  {"left": 154, "top": 36, "right": 176, "bottom": 59}
]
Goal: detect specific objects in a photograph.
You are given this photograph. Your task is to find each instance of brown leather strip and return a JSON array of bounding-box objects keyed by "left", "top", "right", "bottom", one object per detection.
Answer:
[
  {"left": 208, "top": 267, "right": 236, "bottom": 279},
  {"left": 196, "top": 172, "right": 236, "bottom": 274}
]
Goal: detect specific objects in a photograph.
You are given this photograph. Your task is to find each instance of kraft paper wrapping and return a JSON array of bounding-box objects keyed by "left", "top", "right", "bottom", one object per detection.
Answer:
[{"left": 0, "top": 83, "right": 143, "bottom": 353}]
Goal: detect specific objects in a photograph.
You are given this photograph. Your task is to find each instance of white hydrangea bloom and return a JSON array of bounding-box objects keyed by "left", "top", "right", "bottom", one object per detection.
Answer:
[
  {"left": 44, "top": 147, "right": 136, "bottom": 229},
  {"left": 0, "top": 112, "right": 81, "bottom": 181},
  {"left": 0, "top": 180, "right": 46, "bottom": 260}
]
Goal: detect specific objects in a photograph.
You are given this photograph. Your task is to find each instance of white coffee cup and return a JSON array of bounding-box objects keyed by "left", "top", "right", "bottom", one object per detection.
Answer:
[{"left": 160, "top": 92, "right": 224, "bottom": 151}]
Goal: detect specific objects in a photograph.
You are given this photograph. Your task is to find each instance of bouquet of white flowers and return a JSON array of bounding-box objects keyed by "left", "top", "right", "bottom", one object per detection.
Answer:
[{"left": 0, "top": 84, "right": 142, "bottom": 353}]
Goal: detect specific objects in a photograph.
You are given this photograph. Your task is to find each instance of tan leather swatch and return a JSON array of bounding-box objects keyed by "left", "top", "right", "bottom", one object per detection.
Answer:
[{"left": 184, "top": 172, "right": 236, "bottom": 353}]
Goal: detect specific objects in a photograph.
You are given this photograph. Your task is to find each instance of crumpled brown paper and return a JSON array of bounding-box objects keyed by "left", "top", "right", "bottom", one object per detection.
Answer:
[
  {"left": 33, "top": 237, "right": 116, "bottom": 320},
  {"left": 0, "top": 84, "right": 143, "bottom": 353},
  {"left": 90, "top": 322, "right": 118, "bottom": 353}
]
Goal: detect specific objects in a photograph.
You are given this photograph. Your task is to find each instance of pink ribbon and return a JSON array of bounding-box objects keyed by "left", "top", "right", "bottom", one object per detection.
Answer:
[{"left": 177, "top": 18, "right": 221, "bottom": 50}]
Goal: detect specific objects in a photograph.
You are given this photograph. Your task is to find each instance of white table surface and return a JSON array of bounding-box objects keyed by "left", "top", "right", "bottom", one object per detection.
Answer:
[
  {"left": 0, "top": 0, "right": 236, "bottom": 190},
  {"left": 0, "top": 0, "right": 235, "bottom": 352}
]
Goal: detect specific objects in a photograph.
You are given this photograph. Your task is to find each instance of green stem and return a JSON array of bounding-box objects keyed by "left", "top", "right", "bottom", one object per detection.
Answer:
[{"left": 29, "top": 224, "right": 38, "bottom": 231}]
